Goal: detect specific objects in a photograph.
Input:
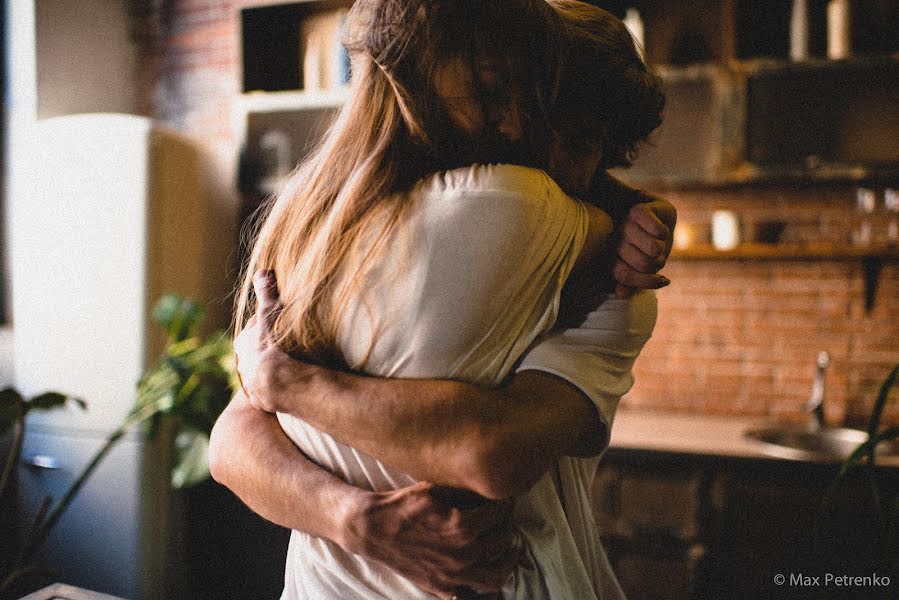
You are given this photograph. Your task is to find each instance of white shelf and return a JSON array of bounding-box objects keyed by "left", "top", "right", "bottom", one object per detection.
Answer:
[{"left": 240, "top": 88, "right": 349, "bottom": 113}]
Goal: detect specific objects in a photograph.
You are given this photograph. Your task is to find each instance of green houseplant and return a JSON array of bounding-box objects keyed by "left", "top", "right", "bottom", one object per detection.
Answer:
[
  {"left": 0, "top": 294, "right": 237, "bottom": 598},
  {"left": 817, "top": 363, "right": 899, "bottom": 573},
  {"left": 0, "top": 390, "right": 86, "bottom": 594}
]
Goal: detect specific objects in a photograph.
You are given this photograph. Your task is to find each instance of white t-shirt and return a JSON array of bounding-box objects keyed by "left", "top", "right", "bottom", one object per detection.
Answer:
[{"left": 277, "top": 164, "right": 657, "bottom": 599}]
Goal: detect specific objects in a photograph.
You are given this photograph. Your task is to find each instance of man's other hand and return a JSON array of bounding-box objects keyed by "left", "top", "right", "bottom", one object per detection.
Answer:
[
  {"left": 613, "top": 199, "right": 676, "bottom": 298},
  {"left": 340, "top": 482, "right": 518, "bottom": 598}
]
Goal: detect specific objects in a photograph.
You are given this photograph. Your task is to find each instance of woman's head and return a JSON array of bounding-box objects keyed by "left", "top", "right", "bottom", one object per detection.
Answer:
[
  {"left": 342, "top": 0, "right": 565, "bottom": 174},
  {"left": 236, "top": 0, "right": 566, "bottom": 360},
  {"left": 547, "top": 0, "right": 665, "bottom": 170}
]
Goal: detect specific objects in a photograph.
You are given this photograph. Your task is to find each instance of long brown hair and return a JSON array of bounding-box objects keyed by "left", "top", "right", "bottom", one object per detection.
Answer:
[{"left": 235, "top": 0, "right": 564, "bottom": 365}]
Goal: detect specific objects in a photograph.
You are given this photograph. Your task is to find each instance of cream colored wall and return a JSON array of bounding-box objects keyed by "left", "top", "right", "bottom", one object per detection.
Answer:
[{"left": 36, "top": 0, "right": 137, "bottom": 118}]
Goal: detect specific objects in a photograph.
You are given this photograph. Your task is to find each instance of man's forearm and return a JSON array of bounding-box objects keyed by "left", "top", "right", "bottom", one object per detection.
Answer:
[
  {"left": 266, "top": 357, "right": 602, "bottom": 500},
  {"left": 209, "top": 391, "right": 365, "bottom": 545}
]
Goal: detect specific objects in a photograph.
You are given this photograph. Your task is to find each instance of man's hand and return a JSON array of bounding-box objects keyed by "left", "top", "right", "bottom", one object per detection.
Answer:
[
  {"left": 341, "top": 483, "right": 518, "bottom": 598},
  {"left": 613, "top": 199, "right": 676, "bottom": 298},
  {"left": 233, "top": 270, "right": 314, "bottom": 414},
  {"left": 210, "top": 393, "right": 517, "bottom": 598}
]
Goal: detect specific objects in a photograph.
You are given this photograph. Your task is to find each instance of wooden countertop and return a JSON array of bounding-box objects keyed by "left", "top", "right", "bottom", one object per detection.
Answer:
[{"left": 608, "top": 409, "right": 899, "bottom": 468}]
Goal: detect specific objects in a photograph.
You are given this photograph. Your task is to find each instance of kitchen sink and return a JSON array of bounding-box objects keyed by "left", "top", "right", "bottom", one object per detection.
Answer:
[{"left": 744, "top": 423, "right": 899, "bottom": 462}]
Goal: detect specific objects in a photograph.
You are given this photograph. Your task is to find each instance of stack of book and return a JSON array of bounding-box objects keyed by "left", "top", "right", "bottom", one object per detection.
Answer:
[{"left": 301, "top": 9, "right": 351, "bottom": 91}]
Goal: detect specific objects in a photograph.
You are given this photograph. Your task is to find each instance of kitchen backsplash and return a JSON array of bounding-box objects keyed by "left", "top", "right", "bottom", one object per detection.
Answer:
[{"left": 629, "top": 184, "right": 898, "bottom": 426}]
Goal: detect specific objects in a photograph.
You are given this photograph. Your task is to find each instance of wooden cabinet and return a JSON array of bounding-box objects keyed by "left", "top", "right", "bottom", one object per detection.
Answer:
[
  {"left": 595, "top": 449, "right": 899, "bottom": 600},
  {"left": 15, "top": 432, "right": 144, "bottom": 598},
  {"left": 598, "top": 1, "right": 899, "bottom": 187},
  {"left": 620, "top": 56, "right": 899, "bottom": 189}
]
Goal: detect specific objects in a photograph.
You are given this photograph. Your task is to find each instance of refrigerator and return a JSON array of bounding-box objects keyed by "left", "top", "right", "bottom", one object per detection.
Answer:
[{"left": 9, "top": 113, "right": 237, "bottom": 598}]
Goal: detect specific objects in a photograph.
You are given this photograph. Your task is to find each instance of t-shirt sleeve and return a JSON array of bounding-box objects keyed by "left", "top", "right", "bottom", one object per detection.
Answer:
[{"left": 515, "top": 290, "right": 658, "bottom": 446}]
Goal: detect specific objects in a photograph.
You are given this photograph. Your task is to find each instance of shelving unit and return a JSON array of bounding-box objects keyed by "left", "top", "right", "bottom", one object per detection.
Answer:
[
  {"left": 235, "top": 0, "right": 353, "bottom": 192},
  {"left": 239, "top": 87, "right": 349, "bottom": 113},
  {"left": 620, "top": 54, "right": 899, "bottom": 189},
  {"left": 233, "top": 1, "right": 899, "bottom": 191}
]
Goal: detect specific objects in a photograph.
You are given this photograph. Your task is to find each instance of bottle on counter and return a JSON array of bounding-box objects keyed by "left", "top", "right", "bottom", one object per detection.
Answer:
[
  {"left": 827, "top": 0, "right": 852, "bottom": 59},
  {"left": 791, "top": 0, "right": 809, "bottom": 61},
  {"left": 623, "top": 8, "right": 645, "bottom": 61},
  {"left": 851, "top": 188, "right": 876, "bottom": 246},
  {"left": 712, "top": 210, "right": 741, "bottom": 251},
  {"left": 884, "top": 189, "right": 898, "bottom": 245}
]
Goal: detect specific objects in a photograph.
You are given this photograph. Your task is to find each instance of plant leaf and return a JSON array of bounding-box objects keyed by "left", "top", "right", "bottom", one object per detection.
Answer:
[
  {"left": 0, "top": 388, "right": 25, "bottom": 436},
  {"left": 874, "top": 426, "right": 899, "bottom": 444},
  {"left": 28, "top": 392, "right": 86, "bottom": 412},
  {"left": 868, "top": 363, "right": 898, "bottom": 439},
  {"left": 153, "top": 294, "right": 205, "bottom": 343},
  {"left": 171, "top": 429, "right": 210, "bottom": 489}
]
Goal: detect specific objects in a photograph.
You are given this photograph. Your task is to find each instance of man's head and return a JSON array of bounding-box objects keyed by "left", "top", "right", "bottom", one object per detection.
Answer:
[{"left": 548, "top": 0, "right": 665, "bottom": 171}]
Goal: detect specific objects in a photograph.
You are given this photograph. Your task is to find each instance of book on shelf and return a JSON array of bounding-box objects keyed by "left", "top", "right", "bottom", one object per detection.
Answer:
[{"left": 301, "top": 9, "right": 351, "bottom": 92}]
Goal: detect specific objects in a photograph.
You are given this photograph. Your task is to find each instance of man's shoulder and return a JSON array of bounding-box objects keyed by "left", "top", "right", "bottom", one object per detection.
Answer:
[
  {"left": 419, "top": 163, "right": 564, "bottom": 202},
  {"left": 415, "top": 163, "right": 582, "bottom": 227}
]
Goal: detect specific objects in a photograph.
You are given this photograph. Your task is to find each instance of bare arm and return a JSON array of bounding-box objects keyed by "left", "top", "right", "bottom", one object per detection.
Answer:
[
  {"left": 208, "top": 391, "right": 363, "bottom": 538},
  {"left": 235, "top": 193, "right": 673, "bottom": 501},
  {"left": 208, "top": 391, "right": 518, "bottom": 596},
  {"left": 256, "top": 348, "right": 601, "bottom": 501}
]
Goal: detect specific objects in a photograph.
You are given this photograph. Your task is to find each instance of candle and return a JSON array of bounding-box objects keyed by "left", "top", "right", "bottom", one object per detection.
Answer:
[{"left": 712, "top": 211, "right": 741, "bottom": 251}]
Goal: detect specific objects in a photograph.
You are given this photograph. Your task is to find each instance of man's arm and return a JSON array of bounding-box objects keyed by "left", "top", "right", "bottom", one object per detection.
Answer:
[
  {"left": 242, "top": 294, "right": 600, "bottom": 501},
  {"left": 239, "top": 268, "right": 655, "bottom": 500},
  {"left": 208, "top": 391, "right": 519, "bottom": 597}
]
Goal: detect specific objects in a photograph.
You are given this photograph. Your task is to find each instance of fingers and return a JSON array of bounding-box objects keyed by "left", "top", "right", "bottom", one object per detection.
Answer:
[
  {"left": 620, "top": 220, "right": 667, "bottom": 261},
  {"left": 618, "top": 239, "right": 662, "bottom": 274},
  {"left": 613, "top": 260, "right": 670, "bottom": 291},
  {"left": 628, "top": 203, "right": 670, "bottom": 239},
  {"left": 252, "top": 270, "right": 281, "bottom": 320}
]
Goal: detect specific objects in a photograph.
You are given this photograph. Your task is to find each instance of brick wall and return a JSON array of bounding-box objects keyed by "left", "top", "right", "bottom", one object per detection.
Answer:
[
  {"left": 132, "top": 0, "right": 239, "bottom": 141},
  {"left": 133, "top": 2, "right": 899, "bottom": 426},
  {"left": 628, "top": 184, "right": 899, "bottom": 426}
]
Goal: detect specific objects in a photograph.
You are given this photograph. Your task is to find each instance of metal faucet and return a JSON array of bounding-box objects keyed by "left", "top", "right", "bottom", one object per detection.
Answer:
[{"left": 804, "top": 351, "right": 830, "bottom": 429}]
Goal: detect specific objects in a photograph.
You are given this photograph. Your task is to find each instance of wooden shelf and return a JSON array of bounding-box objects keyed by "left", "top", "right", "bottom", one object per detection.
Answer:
[
  {"left": 654, "top": 53, "right": 899, "bottom": 78},
  {"left": 238, "top": 0, "right": 348, "bottom": 10},
  {"left": 623, "top": 163, "right": 899, "bottom": 191},
  {"left": 622, "top": 54, "right": 899, "bottom": 189},
  {"left": 671, "top": 242, "right": 898, "bottom": 311},
  {"left": 671, "top": 242, "right": 899, "bottom": 261},
  {"left": 240, "top": 88, "right": 348, "bottom": 113}
]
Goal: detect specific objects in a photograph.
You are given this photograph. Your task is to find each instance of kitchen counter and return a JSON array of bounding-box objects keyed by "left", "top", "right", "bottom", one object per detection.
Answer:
[{"left": 608, "top": 408, "right": 899, "bottom": 468}]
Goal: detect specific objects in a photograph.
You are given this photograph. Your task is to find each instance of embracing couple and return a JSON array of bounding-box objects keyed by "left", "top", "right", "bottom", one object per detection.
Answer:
[{"left": 210, "top": 1, "right": 675, "bottom": 599}]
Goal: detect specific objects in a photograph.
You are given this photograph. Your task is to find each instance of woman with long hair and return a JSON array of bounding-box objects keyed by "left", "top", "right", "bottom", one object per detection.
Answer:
[{"left": 215, "top": 1, "right": 669, "bottom": 598}]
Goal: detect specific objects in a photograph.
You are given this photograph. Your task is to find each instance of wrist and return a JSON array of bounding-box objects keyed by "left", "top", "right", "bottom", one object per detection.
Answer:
[
  {"left": 254, "top": 348, "right": 289, "bottom": 412},
  {"left": 259, "top": 349, "right": 323, "bottom": 414},
  {"left": 333, "top": 487, "right": 377, "bottom": 556}
]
